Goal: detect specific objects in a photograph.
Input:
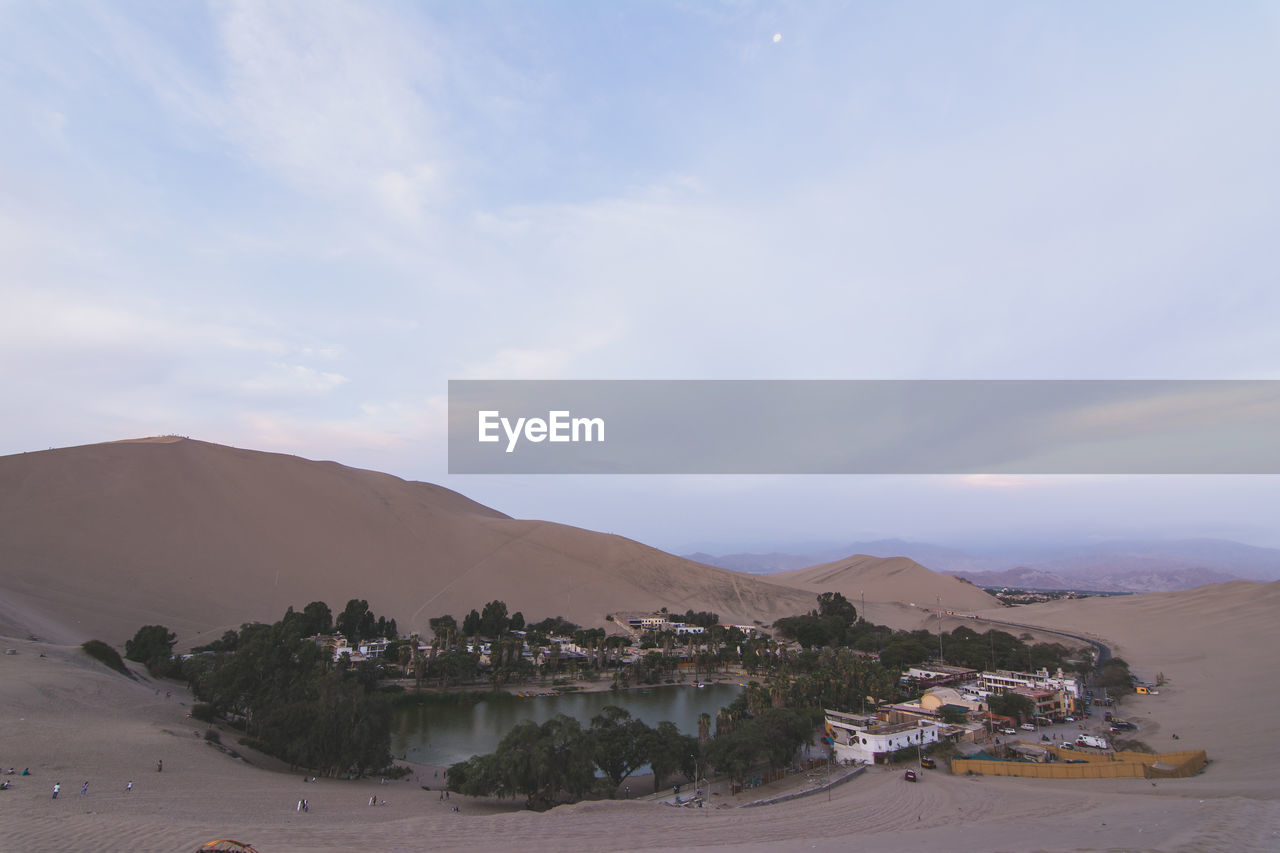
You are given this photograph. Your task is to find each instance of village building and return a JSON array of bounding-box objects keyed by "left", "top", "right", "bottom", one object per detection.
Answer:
[
  {"left": 977, "top": 668, "right": 1082, "bottom": 704},
  {"left": 824, "top": 709, "right": 944, "bottom": 764},
  {"left": 905, "top": 663, "right": 979, "bottom": 685},
  {"left": 1011, "top": 686, "right": 1070, "bottom": 721}
]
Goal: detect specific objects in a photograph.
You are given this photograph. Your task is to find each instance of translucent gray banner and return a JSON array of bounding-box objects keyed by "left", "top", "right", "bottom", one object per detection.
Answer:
[{"left": 448, "top": 380, "right": 1280, "bottom": 474}]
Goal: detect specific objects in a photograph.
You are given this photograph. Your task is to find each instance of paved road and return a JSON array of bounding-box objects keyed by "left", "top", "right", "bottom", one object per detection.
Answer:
[{"left": 966, "top": 614, "right": 1110, "bottom": 670}]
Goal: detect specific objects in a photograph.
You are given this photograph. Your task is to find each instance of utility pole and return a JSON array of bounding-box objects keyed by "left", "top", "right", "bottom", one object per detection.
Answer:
[{"left": 936, "top": 596, "right": 943, "bottom": 662}]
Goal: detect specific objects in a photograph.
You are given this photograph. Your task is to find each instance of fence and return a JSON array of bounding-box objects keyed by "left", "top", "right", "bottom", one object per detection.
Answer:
[{"left": 951, "top": 746, "right": 1206, "bottom": 780}]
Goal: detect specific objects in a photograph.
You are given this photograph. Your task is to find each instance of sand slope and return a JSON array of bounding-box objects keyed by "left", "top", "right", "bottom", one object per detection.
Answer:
[
  {"left": 981, "top": 579, "right": 1280, "bottom": 788},
  {"left": 0, "top": 439, "right": 816, "bottom": 647},
  {"left": 774, "top": 554, "right": 1000, "bottom": 614},
  {"left": 4, "top": 579, "right": 1278, "bottom": 852}
]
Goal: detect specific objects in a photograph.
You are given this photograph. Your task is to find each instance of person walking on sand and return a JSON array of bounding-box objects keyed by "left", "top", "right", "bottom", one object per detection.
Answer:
[
  {"left": 126, "top": 781, "right": 133, "bottom": 792},
  {"left": 156, "top": 759, "right": 163, "bottom": 773},
  {"left": 80, "top": 781, "right": 88, "bottom": 797},
  {"left": 52, "top": 782, "right": 60, "bottom": 799}
]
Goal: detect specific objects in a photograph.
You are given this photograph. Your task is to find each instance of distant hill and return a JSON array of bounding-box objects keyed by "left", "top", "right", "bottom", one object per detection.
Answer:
[
  {"left": 689, "top": 536, "right": 1280, "bottom": 592},
  {"left": 949, "top": 565, "right": 1242, "bottom": 593},
  {"left": 771, "top": 554, "right": 1000, "bottom": 612},
  {"left": 0, "top": 438, "right": 816, "bottom": 647}
]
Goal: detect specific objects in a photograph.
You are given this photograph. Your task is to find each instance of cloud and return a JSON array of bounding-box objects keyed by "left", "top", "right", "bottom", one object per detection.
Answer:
[
  {"left": 240, "top": 364, "right": 350, "bottom": 396},
  {"left": 215, "top": 1, "right": 447, "bottom": 216}
]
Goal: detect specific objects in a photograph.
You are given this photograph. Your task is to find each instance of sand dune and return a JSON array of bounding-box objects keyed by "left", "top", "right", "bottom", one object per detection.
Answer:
[
  {"left": 0, "top": 439, "right": 815, "bottom": 648},
  {"left": 983, "top": 580, "right": 1280, "bottom": 788},
  {"left": 4, "top": 438, "right": 1277, "bottom": 850},
  {"left": 4, "top": 578, "right": 1278, "bottom": 852},
  {"left": 774, "top": 554, "right": 1001, "bottom": 615}
]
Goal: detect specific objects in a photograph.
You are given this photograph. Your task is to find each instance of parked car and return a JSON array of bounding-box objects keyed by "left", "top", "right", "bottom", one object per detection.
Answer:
[
  {"left": 1020, "top": 723, "right": 1036, "bottom": 731},
  {"left": 904, "top": 769, "right": 917, "bottom": 782},
  {"left": 920, "top": 757, "right": 936, "bottom": 769},
  {"left": 1001, "top": 728, "right": 1018, "bottom": 735},
  {"left": 1064, "top": 716, "right": 1076, "bottom": 722},
  {"left": 1060, "top": 742, "right": 1075, "bottom": 750}
]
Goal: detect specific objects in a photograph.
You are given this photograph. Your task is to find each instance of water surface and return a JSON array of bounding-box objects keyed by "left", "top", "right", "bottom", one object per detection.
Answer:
[{"left": 393, "top": 683, "right": 742, "bottom": 767}]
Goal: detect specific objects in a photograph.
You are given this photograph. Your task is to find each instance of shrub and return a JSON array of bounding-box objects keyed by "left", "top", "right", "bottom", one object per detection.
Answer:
[
  {"left": 204, "top": 729, "right": 222, "bottom": 744},
  {"left": 125, "top": 625, "right": 176, "bottom": 664},
  {"left": 81, "top": 640, "right": 131, "bottom": 677},
  {"left": 191, "top": 703, "right": 216, "bottom": 722}
]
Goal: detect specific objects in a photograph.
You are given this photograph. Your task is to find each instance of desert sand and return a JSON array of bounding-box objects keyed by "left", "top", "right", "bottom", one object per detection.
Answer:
[
  {"left": 3, "top": 589, "right": 1278, "bottom": 851},
  {"left": 0, "top": 439, "right": 1007, "bottom": 649},
  {"left": 774, "top": 554, "right": 1000, "bottom": 613},
  {"left": 0, "top": 439, "right": 822, "bottom": 647},
  {"left": 3, "top": 440, "right": 1279, "bottom": 850}
]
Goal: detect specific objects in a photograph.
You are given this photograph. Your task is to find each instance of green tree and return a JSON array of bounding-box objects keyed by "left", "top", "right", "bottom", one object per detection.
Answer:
[
  {"left": 182, "top": 606, "right": 393, "bottom": 777},
  {"left": 589, "top": 706, "right": 652, "bottom": 789},
  {"left": 988, "top": 691, "right": 1036, "bottom": 721},
  {"left": 462, "top": 609, "right": 482, "bottom": 637},
  {"left": 480, "top": 600, "right": 510, "bottom": 637},
  {"left": 301, "top": 600, "right": 333, "bottom": 635},
  {"left": 429, "top": 615, "right": 458, "bottom": 648},
  {"left": 816, "top": 591, "right": 857, "bottom": 625},
  {"left": 448, "top": 714, "right": 596, "bottom": 810},
  {"left": 647, "top": 721, "right": 699, "bottom": 792},
  {"left": 125, "top": 625, "right": 176, "bottom": 666},
  {"left": 336, "top": 599, "right": 371, "bottom": 643}
]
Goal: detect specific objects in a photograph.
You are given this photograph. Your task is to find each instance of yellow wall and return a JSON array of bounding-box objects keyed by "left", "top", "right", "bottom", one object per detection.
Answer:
[{"left": 951, "top": 749, "right": 1205, "bottom": 780}]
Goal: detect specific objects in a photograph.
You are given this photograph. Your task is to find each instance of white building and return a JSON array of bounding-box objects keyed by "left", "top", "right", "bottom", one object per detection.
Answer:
[
  {"left": 978, "top": 668, "right": 1082, "bottom": 702},
  {"left": 824, "top": 709, "right": 943, "bottom": 764}
]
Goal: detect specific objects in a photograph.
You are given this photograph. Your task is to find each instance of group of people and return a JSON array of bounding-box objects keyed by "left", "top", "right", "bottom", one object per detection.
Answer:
[
  {"left": 50, "top": 780, "right": 133, "bottom": 798},
  {"left": 2, "top": 768, "right": 29, "bottom": 790},
  {"left": 30, "top": 763, "right": 154, "bottom": 799}
]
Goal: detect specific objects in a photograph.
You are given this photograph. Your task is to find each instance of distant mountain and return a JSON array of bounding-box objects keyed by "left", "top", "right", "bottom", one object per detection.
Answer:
[
  {"left": 949, "top": 565, "right": 1242, "bottom": 593},
  {"left": 684, "top": 539, "right": 985, "bottom": 575},
  {"left": 683, "top": 551, "right": 822, "bottom": 574}
]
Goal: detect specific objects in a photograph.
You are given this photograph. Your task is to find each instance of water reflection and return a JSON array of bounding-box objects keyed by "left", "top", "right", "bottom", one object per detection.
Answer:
[{"left": 393, "top": 683, "right": 742, "bottom": 767}]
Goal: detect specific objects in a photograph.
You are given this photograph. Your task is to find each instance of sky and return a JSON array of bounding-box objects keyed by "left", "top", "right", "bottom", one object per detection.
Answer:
[{"left": 3, "top": 1, "right": 1280, "bottom": 553}]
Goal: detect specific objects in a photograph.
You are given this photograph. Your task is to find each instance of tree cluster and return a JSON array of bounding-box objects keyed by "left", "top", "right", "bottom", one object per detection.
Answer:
[
  {"left": 447, "top": 705, "right": 698, "bottom": 809},
  {"left": 334, "top": 599, "right": 397, "bottom": 645},
  {"left": 987, "top": 691, "right": 1035, "bottom": 721},
  {"left": 1097, "top": 656, "right": 1135, "bottom": 695},
  {"left": 124, "top": 624, "right": 178, "bottom": 676},
  {"left": 177, "top": 603, "right": 394, "bottom": 777},
  {"left": 772, "top": 592, "right": 860, "bottom": 649},
  {"left": 678, "top": 609, "right": 721, "bottom": 629},
  {"left": 702, "top": 707, "right": 814, "bottom": 783}
]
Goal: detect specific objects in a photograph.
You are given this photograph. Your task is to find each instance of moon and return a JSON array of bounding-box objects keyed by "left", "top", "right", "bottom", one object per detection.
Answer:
[{"left": 773, "top": 33, "right": 782, "bottom": 43}]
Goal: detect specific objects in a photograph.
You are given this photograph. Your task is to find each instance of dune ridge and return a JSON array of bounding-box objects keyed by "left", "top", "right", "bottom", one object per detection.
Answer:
[
  {"left": 0, "top": 438, "right": 825, "bottom": 647},
  {"left": 774, "top": 554, "right": 1000, "bottom": 613}
]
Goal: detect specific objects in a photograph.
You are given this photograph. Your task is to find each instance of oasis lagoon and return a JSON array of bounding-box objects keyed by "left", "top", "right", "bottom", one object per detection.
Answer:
[{"left": 393, "top": 683, "right": 742, "bottom": 767}]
